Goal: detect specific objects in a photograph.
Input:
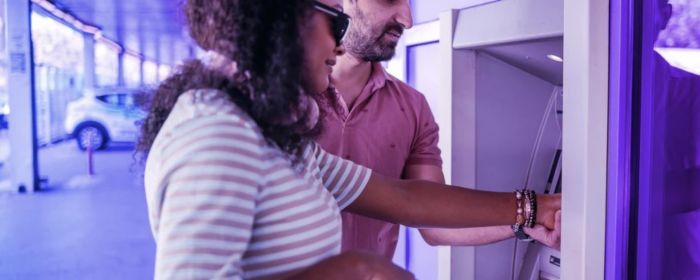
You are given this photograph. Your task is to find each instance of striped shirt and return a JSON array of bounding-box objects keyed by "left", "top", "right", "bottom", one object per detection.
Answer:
[{"left": 144, "top": 89, "right": 372, "bottom": 279}]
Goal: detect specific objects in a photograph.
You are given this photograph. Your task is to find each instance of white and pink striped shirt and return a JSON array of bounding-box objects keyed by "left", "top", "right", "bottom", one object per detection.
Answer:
[{"left": 144, "top": 89, "right": 371, "bottom": 279}]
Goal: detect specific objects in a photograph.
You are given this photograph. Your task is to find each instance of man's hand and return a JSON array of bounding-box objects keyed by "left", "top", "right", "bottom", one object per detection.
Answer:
[
  {"left": 536, "top": 194, "right": 562, "bottom": 230},
  {"left": 525, "top": 210, "right": 561, "bottom": 250}
]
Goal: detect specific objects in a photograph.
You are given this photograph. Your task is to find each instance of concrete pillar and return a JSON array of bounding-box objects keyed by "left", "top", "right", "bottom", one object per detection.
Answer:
[
  {"left": 138, "top": 57, "right": 144, "bottom": 87},
  {"left": 117, "top": 51, "right": 124, "bottom": 86},
  {"left": 4, "top": 0, "right": 38, "bottom": 192},
  {"left": 83, "top": 33, "right": 95, "bottom": 90}
]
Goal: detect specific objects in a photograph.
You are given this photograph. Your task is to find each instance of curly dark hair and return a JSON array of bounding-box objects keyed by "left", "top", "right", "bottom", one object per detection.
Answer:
[{"left": 136, "top": 0, "right": 325, "bottom": 165}]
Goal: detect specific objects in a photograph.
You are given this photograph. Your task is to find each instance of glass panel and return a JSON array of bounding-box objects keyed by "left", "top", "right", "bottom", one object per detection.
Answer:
[
  {"left": 31, "top": 11, "right": 84, "bottom": 145},
  {"left": 142, "top": 60, "right": 158, "bottom": 85},
  {"left": 636, "top": 0, "right": 700, "bottom": 278},
  {"left": 654, "top": 0, "right": 700, "bottom": 277},
  {"left": 95, "top": 40, "right": 119, "bottom": 87},
  {"left": 123, "top": 53, "right": 141, "bottom": 88},
  {"left": 158, "top": 64, "right": 171, "bottom": 82},
  {"left": 31, "top": 12, "right": 84, "bottom": 74}
]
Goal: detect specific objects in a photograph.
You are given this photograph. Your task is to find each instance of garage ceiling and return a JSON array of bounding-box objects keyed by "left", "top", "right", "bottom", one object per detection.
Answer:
[{"left": 47, "top": 0, "right": 194, "bottom": 65}]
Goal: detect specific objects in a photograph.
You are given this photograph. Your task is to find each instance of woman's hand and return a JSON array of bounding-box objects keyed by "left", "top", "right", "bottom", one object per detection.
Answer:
[
  {"left": 288, "top": 251, "right": 414, "bottom": 280},
  {"left": 536, "top": 193, "right": 562, "bottom": 230}
]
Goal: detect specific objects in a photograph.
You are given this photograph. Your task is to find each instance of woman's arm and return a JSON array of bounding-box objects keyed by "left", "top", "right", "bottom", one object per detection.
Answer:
[
  {"left": 405, "top": 164, "right": 561, "bottom": 249},
  {"left": 345, "top": 172, "right": 560, "bottom": 230}
]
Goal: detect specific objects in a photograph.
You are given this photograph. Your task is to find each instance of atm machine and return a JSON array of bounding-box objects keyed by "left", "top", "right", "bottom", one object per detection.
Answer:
[
  {"left": 387, "top": 0, "right": 610, "bottom": 278},
  {"left": 452, "top": 45, "right": 564, "bottom": 279},
  {"left": 437, "top": 0, "right": 565, "bottom": 279},
  {"left": 456, "top": 40, "right": 564, "bottom": 279}
]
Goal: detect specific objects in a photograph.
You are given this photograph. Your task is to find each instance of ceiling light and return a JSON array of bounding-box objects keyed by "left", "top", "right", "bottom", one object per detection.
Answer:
[{"left": 547, "top": 54, "right": 564, "bottom": 63}]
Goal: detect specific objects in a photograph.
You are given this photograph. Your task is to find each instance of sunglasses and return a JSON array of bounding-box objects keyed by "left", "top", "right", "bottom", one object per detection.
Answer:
[{"left": 313, "top": 1, "right": 351, "bottom": 46}]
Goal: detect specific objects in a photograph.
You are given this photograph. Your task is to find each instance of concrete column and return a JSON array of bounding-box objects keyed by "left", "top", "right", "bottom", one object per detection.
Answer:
[
  {"left": 117, "top": 51, "right": 124, "bottom": 86},
  {"left": 3, "top": 0, "right": 38, "bottom": 192},
  {"left": 139, "top": 57, "right": 144, "bottom": 87},
  {"left": 83, "top": 33, "right": 95, "bottom": 90},
  {"left": 155, "top": 38, "right": 161, "bottom": 82}
]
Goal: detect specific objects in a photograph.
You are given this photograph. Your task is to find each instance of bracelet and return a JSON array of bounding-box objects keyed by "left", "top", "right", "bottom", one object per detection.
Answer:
[
  {"left": 515, "top": 189, "right": 537, "bottom": 228},
  {"left": 514, "top": 190, "right": 525, "bottom": 228},
  {"left": 523, "top": 190, "right": 537, "bottom": 228},
  {"left": 513, "top": 189, "right": 533, "bottom": 241}
]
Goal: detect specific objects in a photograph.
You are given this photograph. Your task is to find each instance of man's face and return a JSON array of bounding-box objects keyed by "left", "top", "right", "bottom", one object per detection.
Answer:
[{"left": 342, "top": 0, "right": 412, "bottom": 62}]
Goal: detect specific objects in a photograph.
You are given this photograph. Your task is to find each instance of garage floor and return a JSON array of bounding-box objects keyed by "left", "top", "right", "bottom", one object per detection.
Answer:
[{"left": 0, "top": 141, "right": 155, "bottom": 280}]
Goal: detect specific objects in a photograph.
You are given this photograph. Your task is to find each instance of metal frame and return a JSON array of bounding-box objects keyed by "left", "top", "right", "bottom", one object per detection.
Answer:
[
  {"left": 605, "top": 0, "right": 634, "bottom": 278},
  {"left": 385, "top": 0, "right": 612, "bottom": 278},
  {"left": 561, "top": 0, "right": 609, "bottom": 278}
]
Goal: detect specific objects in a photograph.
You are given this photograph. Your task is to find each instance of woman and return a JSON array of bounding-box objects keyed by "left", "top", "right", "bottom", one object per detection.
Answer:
[{"left": 137, "top": 0, "right": 561, "bottom": 279}]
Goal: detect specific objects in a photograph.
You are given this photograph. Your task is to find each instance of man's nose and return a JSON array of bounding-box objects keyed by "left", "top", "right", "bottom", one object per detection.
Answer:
[{"left": 396, "top": 1, "right": 413, "bottom": 29}]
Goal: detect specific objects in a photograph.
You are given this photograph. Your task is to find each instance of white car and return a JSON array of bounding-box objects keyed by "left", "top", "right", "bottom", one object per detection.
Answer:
[{"left": 65, "top": 88, "right": 146, "bottom": 150}]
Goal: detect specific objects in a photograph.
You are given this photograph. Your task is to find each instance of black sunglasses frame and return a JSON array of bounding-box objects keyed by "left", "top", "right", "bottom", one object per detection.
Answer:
[{"left": 313, "top": 1, "right": 351, "bottom": 46}]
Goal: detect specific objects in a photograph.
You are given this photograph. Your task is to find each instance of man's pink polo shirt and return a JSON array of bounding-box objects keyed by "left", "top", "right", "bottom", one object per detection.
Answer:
[{"left": 317, "top": 63, "right": 442, "bottom": 259}]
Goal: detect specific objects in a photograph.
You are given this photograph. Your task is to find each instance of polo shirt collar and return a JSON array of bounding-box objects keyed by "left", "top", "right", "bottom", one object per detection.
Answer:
[{"left": 368, "top": 62, "right": 393, "bottom": 93}]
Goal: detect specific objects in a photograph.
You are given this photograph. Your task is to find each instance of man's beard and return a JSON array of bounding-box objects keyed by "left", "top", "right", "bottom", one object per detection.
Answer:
[{"left": 343, "top": 12, "right": 403, "bottom": 62}]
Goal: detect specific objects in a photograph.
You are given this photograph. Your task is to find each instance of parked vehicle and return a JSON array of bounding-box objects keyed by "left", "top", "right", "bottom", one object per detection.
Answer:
[{"left": 64, "top": 88, "right": 145, "bottom": 150}]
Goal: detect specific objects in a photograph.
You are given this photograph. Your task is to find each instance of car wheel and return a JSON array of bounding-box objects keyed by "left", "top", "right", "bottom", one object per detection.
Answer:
[{"left": 76, "top": 124, "right": 108, "bottom": 151}]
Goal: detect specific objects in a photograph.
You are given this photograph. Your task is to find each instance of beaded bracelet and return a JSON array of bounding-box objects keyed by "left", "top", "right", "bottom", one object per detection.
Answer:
[
  {"left": 512, "top": 190, "right": 532, "bottom": 241},
  {"left": 524, "top": 190, "right": 537, "bottom": 228},
  {"left": 514, "top": 189, "right": 537, "bottom": 228},
  {"left": 514, "top": 190, "right": 526, "bottom": 227}
]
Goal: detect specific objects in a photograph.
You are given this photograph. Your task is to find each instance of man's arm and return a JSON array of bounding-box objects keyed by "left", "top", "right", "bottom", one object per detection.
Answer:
[
  {"left": 405, "top": 165, "right": 560, "bottom": 249},
  {"left": 405, "top": 165, "right": 515, "bottom": 246}
]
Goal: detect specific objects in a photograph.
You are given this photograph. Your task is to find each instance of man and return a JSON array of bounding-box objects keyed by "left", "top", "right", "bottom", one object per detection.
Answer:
[{"left": 317, "top": 0, "right": 560, "bottom": 260}]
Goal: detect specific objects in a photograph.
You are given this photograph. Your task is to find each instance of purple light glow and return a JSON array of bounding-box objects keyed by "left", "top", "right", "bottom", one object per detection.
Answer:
[{"left": 608, "top": 0, "right": 700, "bottom": 278}]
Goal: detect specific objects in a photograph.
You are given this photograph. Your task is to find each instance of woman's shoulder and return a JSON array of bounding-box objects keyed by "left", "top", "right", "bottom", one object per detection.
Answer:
[
  {"left": 177, "top": 89, "right": 249, "bottom": 119},
  {"left": 155, "top": 89, "right": 266, "bottom": 149},
  {"left": 173, "top": 89, "right": 256, "bottom": 125}
]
